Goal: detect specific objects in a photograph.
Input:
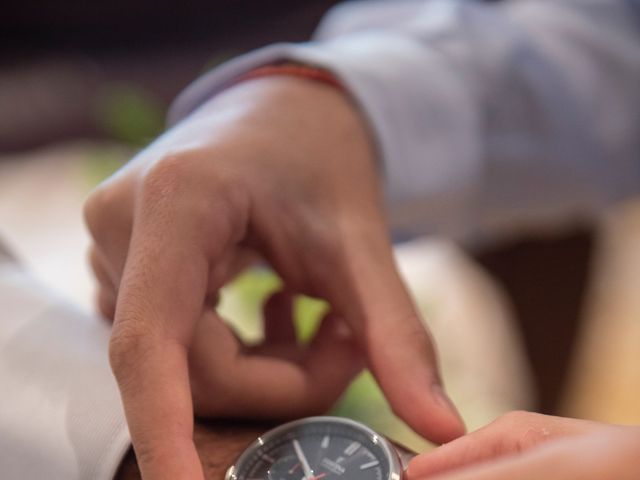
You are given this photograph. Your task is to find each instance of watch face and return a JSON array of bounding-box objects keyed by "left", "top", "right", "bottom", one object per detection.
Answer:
[{"left": 229, "top": 417, "right": 401, "bottom": 480}]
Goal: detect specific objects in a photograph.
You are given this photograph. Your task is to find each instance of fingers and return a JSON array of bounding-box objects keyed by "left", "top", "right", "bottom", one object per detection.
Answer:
[
  {"left": 327, "top": 230, "right": 465, "bottom": 444},
  {"left": 406, "top": 411, "right": 595, "bottom": 479},
  {"left": 111, "top": 231, "right": 208, "bottom": 479},
  {"left": 424, "top": 430, "right": 640, "bottom": 480},
  {"left": 109, "top": 164, "right": 245, "bottom": 480},
  {"left": 301, "top": 311, "right": 365, "bottom": 400},
  {"left": 190, "top": 308, "right": 363, "bottom": 419},
  {"left": 84, "top": 167, "right": 137, "bottom": 280},
  {"left": 97, "top": 286, "right": 117, "bottom": 321}
]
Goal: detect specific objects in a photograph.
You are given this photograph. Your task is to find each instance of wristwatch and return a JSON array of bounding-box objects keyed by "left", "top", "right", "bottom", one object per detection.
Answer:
[{"left": 225, "top": 416, "right": 416, "bottom": 480}]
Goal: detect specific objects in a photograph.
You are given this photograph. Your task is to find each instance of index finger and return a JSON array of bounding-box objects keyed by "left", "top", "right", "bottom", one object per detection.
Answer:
[{"left": 110, "top": 164, "right": 241, "bottom": 479}]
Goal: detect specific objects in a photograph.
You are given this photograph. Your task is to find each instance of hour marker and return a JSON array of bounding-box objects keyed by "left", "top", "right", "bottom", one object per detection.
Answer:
[
  {"left": 321, "top": 435, "right": 330, "bottom": 449},
  {"left": 359, "top": 460, "right": 380, "bottom": 470},
  {"left": 261, "top": 454, "right": 275, "bottom": 464},
  {"left": 344, "top": 441, "right": 361, "bottom": 456}
]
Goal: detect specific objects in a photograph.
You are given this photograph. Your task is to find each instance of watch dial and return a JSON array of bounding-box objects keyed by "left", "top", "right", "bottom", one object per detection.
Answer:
[{"left": 233, "top": 418, "right": 393, "bottom": 480}]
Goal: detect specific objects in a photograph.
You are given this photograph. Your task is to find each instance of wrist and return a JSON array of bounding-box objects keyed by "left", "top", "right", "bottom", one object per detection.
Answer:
[
  {"left": 193, "top": 74, "right": 379, "bottom": 189},
  {"left": 116, "top": 421, "right": 273, "bottom": 480}
]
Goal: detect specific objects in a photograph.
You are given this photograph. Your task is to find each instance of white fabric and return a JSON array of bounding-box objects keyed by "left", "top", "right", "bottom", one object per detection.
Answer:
[
  {"left": 0, "top": 262, "right": 130, "bottom": 480},
  {"left": 170, "top": 0, "right": 640, "bottom": 244},
  {"left": 0, "top": 237, "right": 15, "bottom": 264}
]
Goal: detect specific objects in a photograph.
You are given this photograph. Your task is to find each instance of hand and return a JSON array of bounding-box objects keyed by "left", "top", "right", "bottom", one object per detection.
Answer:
[
  {"left": 406, "top": 410, "right": 640, "bottom": 479},
  {"left": 85, "top": 76, "right": 464, "bottom": 479}
]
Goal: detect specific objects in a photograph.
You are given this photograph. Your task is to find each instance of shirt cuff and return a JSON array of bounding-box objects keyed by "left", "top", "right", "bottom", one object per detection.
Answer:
[
  {"left": 0, "top": 264, "right": 130, "bottom": 480},
  {"left": 167, "top": 31, "right": 481, "bottom": 238}
]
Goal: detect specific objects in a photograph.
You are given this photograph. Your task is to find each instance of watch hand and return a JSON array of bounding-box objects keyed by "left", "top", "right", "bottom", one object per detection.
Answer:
[{"left": 293, "top": 439, "right": 314, "bottom": 480}]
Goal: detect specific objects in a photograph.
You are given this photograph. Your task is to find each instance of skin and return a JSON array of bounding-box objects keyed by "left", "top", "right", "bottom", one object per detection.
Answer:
[
  {"left": 116, "top": 412, "right": 640, "bottom": 480},
  {"left": 84, "top": 77, "right": 465, "bottom": 479},
  {"left": 116, "top": 420, "right": 273, "bottom": 480},
  {"left": 407, "top": 411, "right": 640, "bottom": 479}
]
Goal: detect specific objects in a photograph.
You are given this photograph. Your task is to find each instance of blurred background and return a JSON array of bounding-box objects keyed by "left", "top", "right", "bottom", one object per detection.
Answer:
[{"left": 1, "top": 0, "right": 639, "bottom": 451}]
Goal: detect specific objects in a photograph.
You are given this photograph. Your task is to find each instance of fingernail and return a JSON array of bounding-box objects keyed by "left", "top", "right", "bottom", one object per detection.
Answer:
[{"left": 432, "top": 383, "right": 463, "bottom": 423}]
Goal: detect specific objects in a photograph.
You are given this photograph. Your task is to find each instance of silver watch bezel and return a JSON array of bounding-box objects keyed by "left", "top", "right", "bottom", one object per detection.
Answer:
[{"left": 225, "top": 416, "right": 403, "bottom": 480}]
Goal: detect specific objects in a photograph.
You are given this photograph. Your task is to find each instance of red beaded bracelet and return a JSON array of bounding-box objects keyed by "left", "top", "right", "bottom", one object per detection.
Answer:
[{"left": 231, "top": 63, "right": 345, "bottom": 92}]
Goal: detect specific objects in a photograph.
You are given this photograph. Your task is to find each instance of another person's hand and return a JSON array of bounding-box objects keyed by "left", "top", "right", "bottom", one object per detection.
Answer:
[
  {"left": 407, "top": 410, "right": 640, "bottom": 479},
  {"left": 84, "top": 77, "right": 464, "bottom": 479}
]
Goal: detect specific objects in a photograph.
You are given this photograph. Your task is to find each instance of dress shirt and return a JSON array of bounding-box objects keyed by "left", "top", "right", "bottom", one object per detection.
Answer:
[
  {"left": 170, "top": 0, "right": 640, "bottom": 243},
  {"left": 0, "top": 256, "right": 130, "bottom": 479}
]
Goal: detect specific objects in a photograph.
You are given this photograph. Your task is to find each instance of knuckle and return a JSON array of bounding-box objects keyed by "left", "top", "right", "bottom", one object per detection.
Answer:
[
  {"left": 96, "top": 289, "right": 116, "bottom": 321},
  {"left": 142, "top": 150, "right": 249, "bottom": 247},
  {"left": 142, "top": 152, "right": 216, "bottom": 216},
  {"left": 84, "top": 185, "right": 117, "bottom": 239},
  {"left": 108, "top": 322, "right": 154, "bottom": 379},
  {"left": 313, "top": 230, "right": 342, "bottom": 262},
  {"left": 129, "top": 437, "right": 162, "bottom": 470},
  {"left": 84, "top": 178, "right": 133, "bottom": 255},
  {"left": 303, "top": 227, "right": 343, "bottom": 277},
  {"left": 142, "top": 152, "right": 202, "bottom": 200}
]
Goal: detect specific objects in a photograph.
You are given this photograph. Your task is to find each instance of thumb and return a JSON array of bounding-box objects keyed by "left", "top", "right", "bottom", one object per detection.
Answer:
[{"left": 326, "top": 231, "right": 465, "bottom": 444}]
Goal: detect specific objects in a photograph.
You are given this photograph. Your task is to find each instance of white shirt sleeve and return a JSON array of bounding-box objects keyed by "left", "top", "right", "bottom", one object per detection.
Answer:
[
  {"left": 168, "top": 0, "right": 640, "bottom": 243},
  {"left": 0, "top": 260, "right": 130, "bottom": 480}
]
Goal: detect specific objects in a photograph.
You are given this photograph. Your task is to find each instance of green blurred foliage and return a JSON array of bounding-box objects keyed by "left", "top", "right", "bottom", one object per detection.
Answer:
[
  {"left": 83, "top": 147, "right": 130, "bottom": 187},
  {"left": 95, "top": 84, "right": 165, "bottom": 146},
  {"left": 83, "top": 84, "right": 164, "bottom": 188}
]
